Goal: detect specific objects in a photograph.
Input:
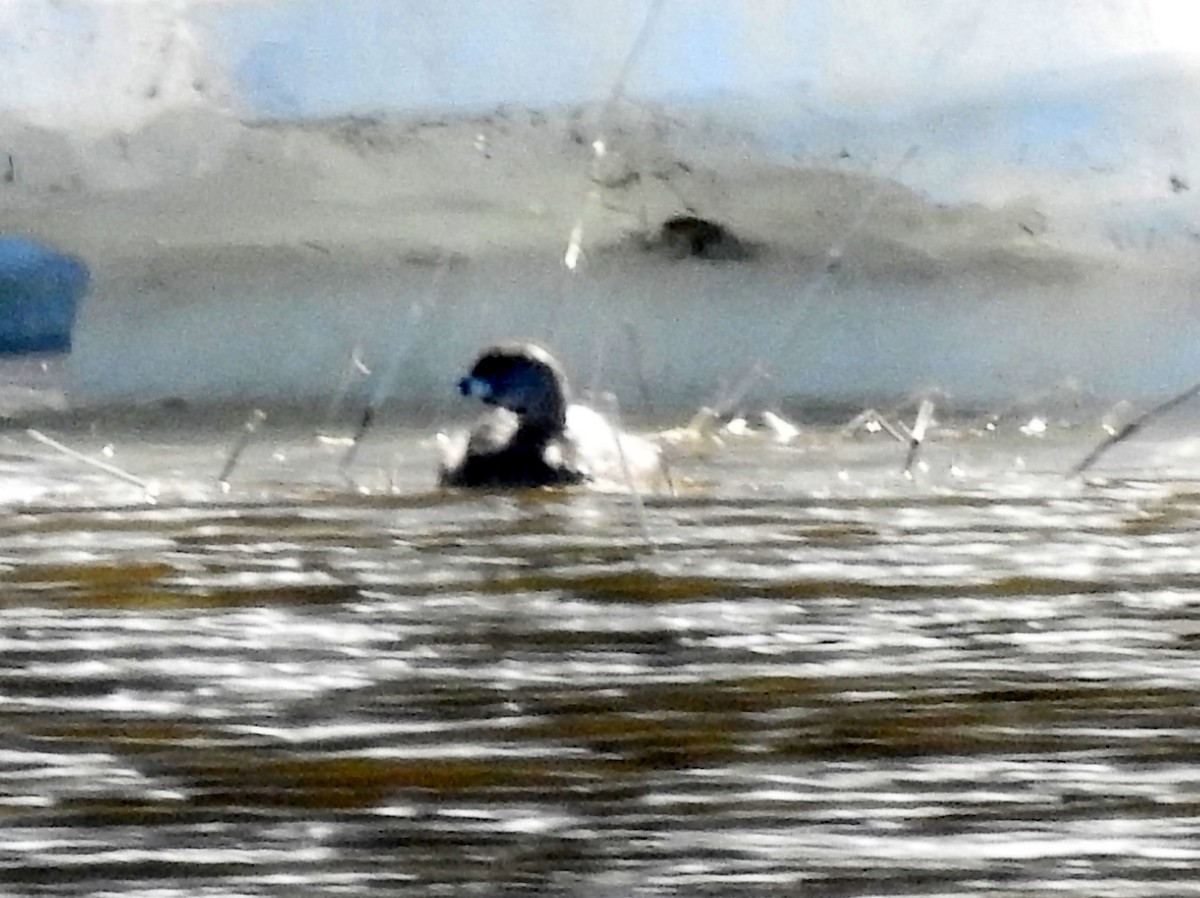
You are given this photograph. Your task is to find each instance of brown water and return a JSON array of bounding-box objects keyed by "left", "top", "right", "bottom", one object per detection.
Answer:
[{"left": 4, "top": 410, "right": 1200, "bottom": 897}]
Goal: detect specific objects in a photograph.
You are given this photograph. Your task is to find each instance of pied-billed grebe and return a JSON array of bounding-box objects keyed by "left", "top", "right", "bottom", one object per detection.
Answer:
[{"left": 438, "top": 342, "right": 663, "bottom": 490}]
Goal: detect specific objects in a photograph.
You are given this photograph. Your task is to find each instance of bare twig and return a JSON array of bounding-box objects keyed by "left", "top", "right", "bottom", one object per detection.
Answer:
[
  {"left": 561, "top": 0, "right": 667, "bottom": 274},
  {"left": 27, "top": 429, "right": 153, "bottom": 493},
  {"left": 598, "top": 392, "right": 659, "bottom": 551},
  {"left": 339, "top": 253, "right": 451, "bottom": 477},
  {"left": 1071, "top": 380, "right": 1200, "bottom": 476},
  {"left": 902, "top": 399, "right": 936, "bottom": 477},
  {"left": 218, "top": 408, "right": 267, "bottom": 486}
]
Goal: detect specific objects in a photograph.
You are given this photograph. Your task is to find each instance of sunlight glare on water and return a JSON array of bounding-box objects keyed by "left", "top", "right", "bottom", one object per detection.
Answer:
[{"left": 4, "top": 411, "right": 1200, "bottom": 896}]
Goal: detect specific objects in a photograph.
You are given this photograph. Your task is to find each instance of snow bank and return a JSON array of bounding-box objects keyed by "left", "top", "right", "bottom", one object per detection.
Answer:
[{"left": 2, "top": 1, "right": 1199, "bottom": 407}]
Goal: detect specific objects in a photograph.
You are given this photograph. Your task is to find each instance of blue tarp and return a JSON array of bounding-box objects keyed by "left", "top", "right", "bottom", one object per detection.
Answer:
[{"left": 0, "top": 237, "right": 88, "bottom": 354}]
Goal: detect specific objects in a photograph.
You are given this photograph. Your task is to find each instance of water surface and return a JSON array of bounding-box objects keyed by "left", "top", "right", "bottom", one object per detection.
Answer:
[{"left": 3, "top": 407, "right": 1200, "bottom": 897}]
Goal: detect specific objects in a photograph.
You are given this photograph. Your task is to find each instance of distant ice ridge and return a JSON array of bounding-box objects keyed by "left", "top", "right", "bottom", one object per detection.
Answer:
[
  {"left": 7, "top": 61, "right": 1199, "bottom": 268},
  {"left": 2, "top": 2, "right": 1198, "bottom": 245},
  {"left": 3, "top": 0, "right": 1200, "bottom": 406}
]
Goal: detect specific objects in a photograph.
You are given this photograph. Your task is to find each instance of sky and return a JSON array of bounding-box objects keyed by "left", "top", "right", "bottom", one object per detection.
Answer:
[{"left": 2, "top": 0, "right": 1199, "bottom": 130}]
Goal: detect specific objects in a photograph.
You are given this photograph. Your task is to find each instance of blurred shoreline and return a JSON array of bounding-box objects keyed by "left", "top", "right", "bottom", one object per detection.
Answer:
[{"left": 3, "top": 92, "right": 1200, "bottom": 408}]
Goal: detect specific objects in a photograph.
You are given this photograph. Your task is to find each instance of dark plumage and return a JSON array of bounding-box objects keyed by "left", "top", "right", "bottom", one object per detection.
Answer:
[
  {"left": 439, "top": 341, "right": 666, "bottom": 491},
  {"left": 438, "top": 342, "right": 588, "bottom": 488}
]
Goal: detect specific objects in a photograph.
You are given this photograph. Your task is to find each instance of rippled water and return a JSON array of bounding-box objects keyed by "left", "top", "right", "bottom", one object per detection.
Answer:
[{"left": 4, "top": 406, "right": 1200, "bottom": 897}]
